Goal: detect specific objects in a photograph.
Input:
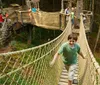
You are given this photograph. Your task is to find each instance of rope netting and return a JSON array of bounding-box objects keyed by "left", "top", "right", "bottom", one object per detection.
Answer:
[
  {"left": 78, "top": 14, "right": 100, "bottom": 85},
  {"left": 0, "top": 14, "right": 71, "bottom": 85}
]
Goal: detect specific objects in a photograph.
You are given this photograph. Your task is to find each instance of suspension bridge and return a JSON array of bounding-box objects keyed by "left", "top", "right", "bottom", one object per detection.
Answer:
[{"left": 0, "top": 8, "right": 100, "bottom": 85}]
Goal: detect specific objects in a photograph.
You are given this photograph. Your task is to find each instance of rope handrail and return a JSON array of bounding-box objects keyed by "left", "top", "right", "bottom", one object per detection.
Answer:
[
  {"left": 15, "top": 10, "right": 31, "bottom": 13},
  {"left": 78, "top": 14, "right": 100, "bottom": 85}
]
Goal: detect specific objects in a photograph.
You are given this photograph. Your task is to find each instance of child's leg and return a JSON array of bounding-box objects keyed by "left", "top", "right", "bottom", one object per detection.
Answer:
[
  {"left": 64, "top": 64, "right": 69, "bottom": 71},
  {"left": 68, "top": 64, "right": 77, "bottom": 85},
  {"left": 68, "top": 80, "right": 72, "bottom": 85},
  {"left": 71, "top": 19, "right": 74, "bottom": 29},
  {"left": 65, "top": 65, "right": 71, "bottom": 85}
]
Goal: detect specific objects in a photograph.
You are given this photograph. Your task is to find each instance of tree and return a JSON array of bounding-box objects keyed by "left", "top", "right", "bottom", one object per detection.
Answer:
[
  {"left": 0, "top": 0, "right": 3, "bottom": 8},
  {"left": 94, "top": 26, "right": 100, "bottom": 52},
  {"left": 76, "top": 0, "right": 83, "bottom": 18}
]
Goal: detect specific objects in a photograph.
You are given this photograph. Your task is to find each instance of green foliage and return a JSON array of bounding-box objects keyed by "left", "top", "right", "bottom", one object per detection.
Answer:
[
  {"left": 11, "top": 41, "right": 29, "bottom": 50},
  {"left": 10, "top": 25, "right": 62, "bottom": 51},
  {"left": 94, "top": 55, "right": 100, "bottom": 65},
  {"left": 88, "top": 32, "right": 100, "bottom": 64},
  {"left": 0, "top": 71, "right": 39, "bottom": 85},
  {"left": 83, "top": 0, "right": 91, "bottom": 10}
]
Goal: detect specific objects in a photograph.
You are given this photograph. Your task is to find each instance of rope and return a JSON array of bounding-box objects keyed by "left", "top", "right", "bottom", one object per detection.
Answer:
[{"left": 78, "top": 14, "right": 100, "bottom": 85}]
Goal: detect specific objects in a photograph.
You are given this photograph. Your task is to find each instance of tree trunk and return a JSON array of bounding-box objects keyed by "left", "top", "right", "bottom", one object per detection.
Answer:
[
  {"left": 68, "top": 0, "right": 72, "bottom": 10},
  {"left": 94, "top": 26, "right": 100, "bottom": 52},
  {"left": 76, "top": 0, "right": 83, "bottom": 18},
  {"left": 91, "top": 0, "right": 94, "bottom": 31}
]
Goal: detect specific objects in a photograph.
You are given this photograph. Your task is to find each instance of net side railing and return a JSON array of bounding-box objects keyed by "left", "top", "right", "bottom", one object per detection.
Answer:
[
  {"left": 7, "top": 11, "right": 19, "bottom": 24},
  {"left": 16, "top": 10, "right": 31, "bottom": 23},
  {"left": 78, "top": 14, "right": 100, "bottom": 85},
  {"left": 6, "top": 10, "right": 40, "bottom": 27},
  {"left": 6, "top": 10, "right": 31, "bottom": 24},
  {"left": 0, "top": 15, "right": 71, "bottom": 85}
]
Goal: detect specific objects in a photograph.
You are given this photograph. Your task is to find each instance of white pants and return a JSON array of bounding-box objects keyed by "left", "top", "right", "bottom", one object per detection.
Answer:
[{"left": 65, "top": 64, "right": 77, "bottom": 81}]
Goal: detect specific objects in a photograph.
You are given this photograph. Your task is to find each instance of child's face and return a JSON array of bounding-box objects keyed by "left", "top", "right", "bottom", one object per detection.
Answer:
[{"left": 69, "top": 39, "right": 76, "bottom": 46}]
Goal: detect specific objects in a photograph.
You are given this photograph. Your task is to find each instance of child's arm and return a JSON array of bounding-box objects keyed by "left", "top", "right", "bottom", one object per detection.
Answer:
[
  {"left": 79, "top": 51, "right": 86, "bottom": 59},
  {"left": 50, "top": 52, "right": 60, "bottom": 67}
]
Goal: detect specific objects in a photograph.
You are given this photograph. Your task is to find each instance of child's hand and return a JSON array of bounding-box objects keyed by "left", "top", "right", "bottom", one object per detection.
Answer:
[
  {"left": 84, "top": 54, "right": 87, "bottom": 59},
  {"left": 84, "top": 57, "right": 87, "bottom": 59},
  {"left": 49, "top": 61, "right": 54, "bottom": 67}
]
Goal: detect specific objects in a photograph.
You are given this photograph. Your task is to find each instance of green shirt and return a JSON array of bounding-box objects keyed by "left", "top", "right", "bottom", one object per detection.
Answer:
[
  {"left": 71, "top": 12, "right": 74, "bottom": 19},
  {"left": 58, "top": 42, "right": 80, "bottom": 65}
]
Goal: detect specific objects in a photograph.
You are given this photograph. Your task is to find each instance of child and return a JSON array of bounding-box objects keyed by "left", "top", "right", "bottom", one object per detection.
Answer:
[
  {"left": 65, "top": 7, "right": 70, "bottom": 14},
  {"left": 71, "top": 8, "right": 75, "bottom": 28},
  {"left": 0, "top": 12, "right": 4, "bottom": 23},
  {"left": 65, "top": 7, "right": 70, "bottom": 21},
  {"left": 50, "top": 33, "right": 86, "bottom": 85},
  {"left": 5, "top": 12, "right": 9, "bottom": 18},
  {"left": 83, "top": 15, "right": 86, "bottom": 24},
  {"left": 0, "top": 12, "right": 4, "bottom": 27}
]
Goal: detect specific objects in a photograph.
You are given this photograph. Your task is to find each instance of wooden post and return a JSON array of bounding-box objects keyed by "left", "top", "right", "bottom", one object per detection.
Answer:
[
  {"left": 76, "top": 0, "right": 83, "bottom": 18},
  {"left": 27, "top": 26, "right": 32, "bottom": 45},
  {"left": 37, "top": 2, "right": 40, "bottom": 11},
  {"left": 15, "top": 11, "right": 18, "bottom": 22},
  {"left": 68, "top": 0, "right": 72, "bottom": 9},
  {"left": 94, "top": 26, "right": 100, "bottom": 52},
  {"left": 61, "top": 0, "right": 64, "bottom": 12},
  {"left": 0, "top": 0, "right": 3, "bottom": 9},
  {"left": 32, "top": 26, "right": 35, "bottom": 40},
  {"left": 59, "top": 14, "right": 61, "bottom": 28},
  {"left": 20, "top": 12, "right": 23, "bottom": 24},
  {"left": 26, "top": 0, "right": 31, "bottom": 9},
  {"left": 64, "top": 15, "right": 66, "bottom": 28},
  {"left": 90, "top": 0, "right": 94, "bottom": 31}
]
